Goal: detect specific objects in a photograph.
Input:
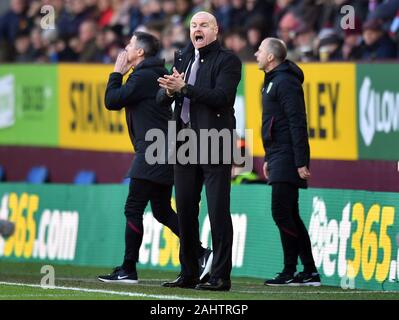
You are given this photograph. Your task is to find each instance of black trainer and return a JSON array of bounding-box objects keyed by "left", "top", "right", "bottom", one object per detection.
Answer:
[
  {"left": 264, "top": 272, "right": 295, "bottom": 286},
  {"left": 199, "top": 248, "right": 213, "bottom": 283},
  {"left": 291, "top": 272, "right": 321, "bottom": 287},
  {"left": 98, "top": 266, "right": 138, "bottom": 284}
]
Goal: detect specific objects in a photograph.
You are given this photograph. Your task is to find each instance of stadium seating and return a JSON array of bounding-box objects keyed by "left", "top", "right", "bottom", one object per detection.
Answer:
[
  {"left": 74, "top": 170, "right": 96, "bottom": 185},
  {"left": 0, "top": 165, "right": 4, "bottom": 181},
  {"left": 26, "top": 166, "right": 49, "bottom": 184}
]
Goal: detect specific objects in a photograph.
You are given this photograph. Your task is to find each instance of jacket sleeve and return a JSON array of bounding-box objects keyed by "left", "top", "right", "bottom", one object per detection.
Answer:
[
  {"left": 156, "top": 88, "right": 175, "bottom": 107},
  {"left": 104, "top": 72, "right": 145, "bottom": 110},
  {"left": 277, "top": 79, "right": 310, "bottom": 168},
  {"left": 183, "top": 53, "right": 242, "bottom": 109}
]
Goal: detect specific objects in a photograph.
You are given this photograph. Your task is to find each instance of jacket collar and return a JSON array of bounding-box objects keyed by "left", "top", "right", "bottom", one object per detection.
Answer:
[
  {"left": 181, "top": 40, "right": 221, "bottom": 58},
  {"left": 134, "top": 56, "right": 165, "bottom": 71}
]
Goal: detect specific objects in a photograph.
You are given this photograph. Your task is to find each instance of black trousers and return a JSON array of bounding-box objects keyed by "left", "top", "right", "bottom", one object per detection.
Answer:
[
  {"left": 271, "top": 182, "right": 315, "bottom": 271},
  {"left": 174, "top": 163, "right": 233, "bottom": 280},
  {"left": 124, "top": 178, "right": 179, "bottom": 262}
]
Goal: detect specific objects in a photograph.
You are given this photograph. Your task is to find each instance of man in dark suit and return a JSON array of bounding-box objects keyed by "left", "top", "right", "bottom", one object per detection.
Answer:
[
  {"left": 157, "top": 12, "right": 242, "bottom": 291},
  {"left": 255, "top": 37, "right": 321, "bottom": 287},
  {"left": 98, "top": 31, "right": 211, "bottom": 284}
]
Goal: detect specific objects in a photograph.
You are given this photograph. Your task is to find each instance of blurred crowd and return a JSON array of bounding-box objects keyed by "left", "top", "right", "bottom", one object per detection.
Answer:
[{"left": 1, "top": 0, "right": 399, "bottom": 64}]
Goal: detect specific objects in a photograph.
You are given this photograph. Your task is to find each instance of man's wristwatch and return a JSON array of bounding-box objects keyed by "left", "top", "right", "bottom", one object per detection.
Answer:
[{"left": 181, "top": 84, "right": 189, "bottom": 96}]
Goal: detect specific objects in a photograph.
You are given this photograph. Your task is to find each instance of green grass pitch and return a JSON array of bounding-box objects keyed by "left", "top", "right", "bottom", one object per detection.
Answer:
[{"left": 0, "top": 262, "right": 399, "bottom": 300}]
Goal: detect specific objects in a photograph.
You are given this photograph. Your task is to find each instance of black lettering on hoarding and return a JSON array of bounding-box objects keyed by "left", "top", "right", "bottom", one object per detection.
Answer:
[
  {"left": 69, "top": 82, "right": 79, "bottom": 131},
  {"left": 69, "top": 81, "right": 124, "bottom": 134},
  {"left": 328, "top": 82, "right": 339, "bottom": 139},
  {"left": 317, "top": 83, "right": 327, "bottom": 139},
  {"left": 96, "top": 82, "right": 106, "bottom": 132},
  {"left": 305, "top": 81, "right": 340, "bottom": 141},
  {"left": 304, "top": 82, "right": 315, "bottom": 138},
  {"left": 87, "top": 81, "right": 93, "bottom": 128}
]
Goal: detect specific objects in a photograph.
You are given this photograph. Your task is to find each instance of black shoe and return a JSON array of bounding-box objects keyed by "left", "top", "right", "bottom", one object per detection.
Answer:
[
  {"left": 195, "top": 278, "right": 231, "bottom": 291},
  {"left": 98, "top": 266, "right": 138, "bottom": 284},
  {"left": 162, "top": 275, "right": 199, "bottom": 289},
  {"left": 198, "top": 248, "right": 213, "bottom": 283},
  {"left": 264, "top": 272, "right": 295, "bottom": 286},
  {"left": 291, "top": 272, "right": 321, "bottom": 287}
]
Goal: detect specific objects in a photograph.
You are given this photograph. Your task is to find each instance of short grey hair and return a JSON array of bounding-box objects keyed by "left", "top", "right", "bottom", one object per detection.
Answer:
[{"left": 267, "top": 38, "right": 287, "bottom": 62}]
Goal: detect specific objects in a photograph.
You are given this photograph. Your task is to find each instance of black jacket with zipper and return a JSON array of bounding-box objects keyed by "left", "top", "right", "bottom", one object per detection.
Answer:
[
  {"left": 105, "top": 57, "right": 173, "bottom": 185},
  {"left": 156, "top": 40, "right": 242, "bottom": 164},
  {"left": 261, "top": 60, "right": 310, "bottom": 188}
]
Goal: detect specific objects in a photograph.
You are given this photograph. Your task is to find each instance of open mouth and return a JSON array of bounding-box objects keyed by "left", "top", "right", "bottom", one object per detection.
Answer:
[{"left": 195, "top": 35, "right": 204, "bottom": 43}]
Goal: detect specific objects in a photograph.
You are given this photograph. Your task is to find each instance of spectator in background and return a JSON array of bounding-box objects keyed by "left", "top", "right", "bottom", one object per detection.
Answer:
[
  {"left": 272, "top": 0, "right": 298, "bottom": 33},
  {"left": 230, "top": 0, "right": 247, "bottom": 28},
  {"left": 129, "top": 0, "right": 143, "bottom": 33},
  {"left": 246, "top": 18, "right": 266, "bottom": 53},
  {"left": 1, "top": 0, "right": 399, "bottom": 63},
  {"left": 342, "top": 17, "right": 363, "bottom": 60},
  {"left": 277, "top": 11, "right": 302, "bottom": 60},
  {"left": 390, "top": 9, "right": 399, "bottom": 50},
  {"left": 192, "top": 0, "right": 210, "bottom": 14},
  {"left": 316, "top": 28, "right": 343, "bottom": 61},
  {"left": 360, "top": 19, "right": 397, "bottom": 60},
  {"left": 15, "top": 30, "right": 35, "bottom": 62},
  {"left": 140, "top": 0, "right": 164, "bottom": 26},
  {"left": 57, "top": 0, "right": 90, "bottom": 39},
  {"left": 223, "top": 28, "right": 255, "bottom": 61},
  {"left": 30, "top": 27, "right": 47, "bottom": 62},
  {"left": 110, "top": 0, "right": 131, "bottom": 31},
  {"left": 159, "top": 24, "right": 176, "bottom": 64},
  {"left": 170, "top": 21, "right": 189, "bottom": 47},
  {"left": 367, "top": 0, "right": 399, "bottom": 23},
  {"left": 0, "top": 0, "right": 30, "bottom": 61},
  {"left": 212, "top": 0, "right": 232, "bottom": 33},
  {"left": 175, "top": 0, "right": 193, "bottom": 27},
  {"left": 97, "top": 0, "right": 114, "bottom": 28},
  {"left": 293, "top": 24, "right": 318, "bottom": 61},
  {"left": 318, "top": 0, "right": 369, "bottom": 36},
  {"left": 143, "top": 20, "right": 164, "bottom": 40},
  {"left": 244, "top": 0, "right": 274, "bottom": 38},
  {"left": 78, "top": 20, "right": 102, "bottom": 62},
  {"left": 161, "top": 0, "right": 178, "bottom": 25}
]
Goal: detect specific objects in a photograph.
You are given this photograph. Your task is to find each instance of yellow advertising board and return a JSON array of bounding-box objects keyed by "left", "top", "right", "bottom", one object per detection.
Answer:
[
  {"left": 58, "top": 64, "right": 132, "bottom": 152},
  {"left": 244, "top": 63, "right": 358, "bottom": 160}
]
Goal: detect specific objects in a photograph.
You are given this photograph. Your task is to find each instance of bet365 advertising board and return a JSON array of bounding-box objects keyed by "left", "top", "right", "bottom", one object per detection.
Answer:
[{"left": 1, "top": 183, "right": 398, "bottom": 291}]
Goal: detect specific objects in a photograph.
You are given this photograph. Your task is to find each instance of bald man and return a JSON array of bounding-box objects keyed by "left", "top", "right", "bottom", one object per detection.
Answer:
[
  {"left": 157, "top": 12, "right": 242, "bottom": 291},
  {"left": 256, "top": 38, "right": 320, "bottom": 286}
]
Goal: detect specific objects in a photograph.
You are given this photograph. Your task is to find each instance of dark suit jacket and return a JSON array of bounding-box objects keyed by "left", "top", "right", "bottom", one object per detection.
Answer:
[
  {"left": 261, "top": 60, "right": 310, "bottom": 188},
  {"left": 105, "top": 57, "right": 173, "bottom": 185},
  {"left": 157, "top": 40, "right": 242, "bottom": 164}
]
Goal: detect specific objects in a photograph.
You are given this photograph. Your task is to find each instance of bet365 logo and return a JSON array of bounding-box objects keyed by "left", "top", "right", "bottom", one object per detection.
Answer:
[{"left": 0, "top": 193, "right": 79, "bottom": 261}]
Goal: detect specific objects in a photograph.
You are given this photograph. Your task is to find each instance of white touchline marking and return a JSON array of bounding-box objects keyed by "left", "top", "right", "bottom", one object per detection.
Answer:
[
  {"left": 0, "top": 282, "right": 206, "bottom": 300},
  {"left": 236, "top": 290, "right": 399, "bottom": 294},
  {"left": 0, "top": 294, "right": 77, "bottom": 298}
]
